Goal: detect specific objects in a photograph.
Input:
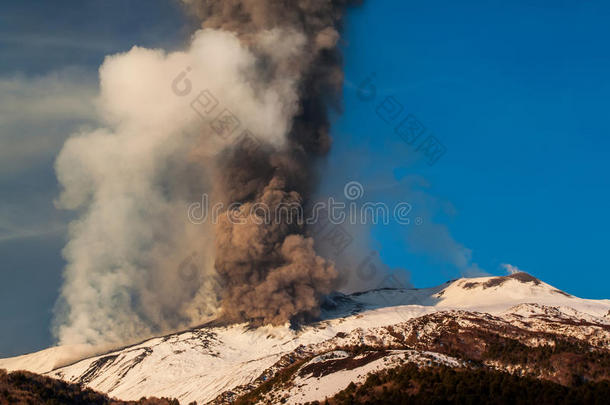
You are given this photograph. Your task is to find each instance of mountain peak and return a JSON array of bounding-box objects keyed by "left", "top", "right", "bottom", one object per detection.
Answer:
[{"left": 461, "top": 272, "right": 541, "bottom": 289}]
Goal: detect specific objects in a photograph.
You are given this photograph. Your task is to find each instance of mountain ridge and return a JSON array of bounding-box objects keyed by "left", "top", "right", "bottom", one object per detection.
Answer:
[{"left": 1, "top": 272, "right": 609, "bottom": 404}]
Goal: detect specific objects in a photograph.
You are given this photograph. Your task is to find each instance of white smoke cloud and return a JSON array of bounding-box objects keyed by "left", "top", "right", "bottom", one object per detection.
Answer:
[
  {"left": 54, "top": 28, "right": 305, "bottom": 346},
  {"left": 501, "top": 263, "right": 524, "bottom": 275}
]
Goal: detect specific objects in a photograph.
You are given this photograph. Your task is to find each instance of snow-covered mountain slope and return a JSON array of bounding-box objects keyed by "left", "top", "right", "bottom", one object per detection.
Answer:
[
  {"left": 1, "top": 273, "right": 609, "bottom": 404},
  {"left": 258, "top": 349, "right": 466, "bottom": 405},
  {"left": 0, "top": 344, "right": 107, "bottom": 377},
  {"left": 348, "top": 272, "right": 609, "bottom": 316}
]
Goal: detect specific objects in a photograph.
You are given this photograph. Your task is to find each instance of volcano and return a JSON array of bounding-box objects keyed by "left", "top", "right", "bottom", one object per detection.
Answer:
[{"left": 2, "top": 273, "right": 609, "bottom": 404}]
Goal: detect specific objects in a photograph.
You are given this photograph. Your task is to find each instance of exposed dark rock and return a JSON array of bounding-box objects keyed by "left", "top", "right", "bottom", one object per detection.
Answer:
[{"left": 463, "top": 272, "right": 542, "bottom": 289}]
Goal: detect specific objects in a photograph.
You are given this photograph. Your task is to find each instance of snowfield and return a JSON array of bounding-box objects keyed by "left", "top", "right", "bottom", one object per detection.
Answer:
[
  {"left": 1, "top": 273, "right": 609, "bottom": 404},
  {"left": 275, "top": 350, "right": 465, "bottom": 405}
]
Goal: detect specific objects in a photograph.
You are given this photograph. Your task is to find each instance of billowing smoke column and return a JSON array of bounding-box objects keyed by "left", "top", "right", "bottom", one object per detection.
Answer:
[
  {"left": 191, "top": 0, "right": 351, "bottom": 325},
  {"left": 53, "top": 0, "right": 355, "bottom": 345}
]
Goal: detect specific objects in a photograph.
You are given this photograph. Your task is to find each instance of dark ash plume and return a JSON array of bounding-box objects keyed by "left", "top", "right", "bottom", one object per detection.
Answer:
[
  {"left": 183, "top": 0, "right": 357, "bottom": 325},
  {"left": 53, "top": 0, "right": 359, "bottom": 347}
]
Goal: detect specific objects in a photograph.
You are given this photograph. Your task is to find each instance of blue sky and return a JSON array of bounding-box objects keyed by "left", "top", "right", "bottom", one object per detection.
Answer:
[
  {"left": 1, "top": 0, "right": 609, "bottom": 357},
  {"left": 325, "top": 0, "right": 610, "bottom": 297}
]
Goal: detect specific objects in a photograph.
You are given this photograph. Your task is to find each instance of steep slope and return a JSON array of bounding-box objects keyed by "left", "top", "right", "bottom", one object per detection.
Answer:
[{"left": 1, "top": 273, "right": 609, "bottom": 404}]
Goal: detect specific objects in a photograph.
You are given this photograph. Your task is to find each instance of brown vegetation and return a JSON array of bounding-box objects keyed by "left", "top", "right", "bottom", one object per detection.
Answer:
[
  {"left": 316, "top": 364, "right": 610, "bottom": 405},
  {"left": 0, "top": 369, "right": 182, "bottom": 405}
]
